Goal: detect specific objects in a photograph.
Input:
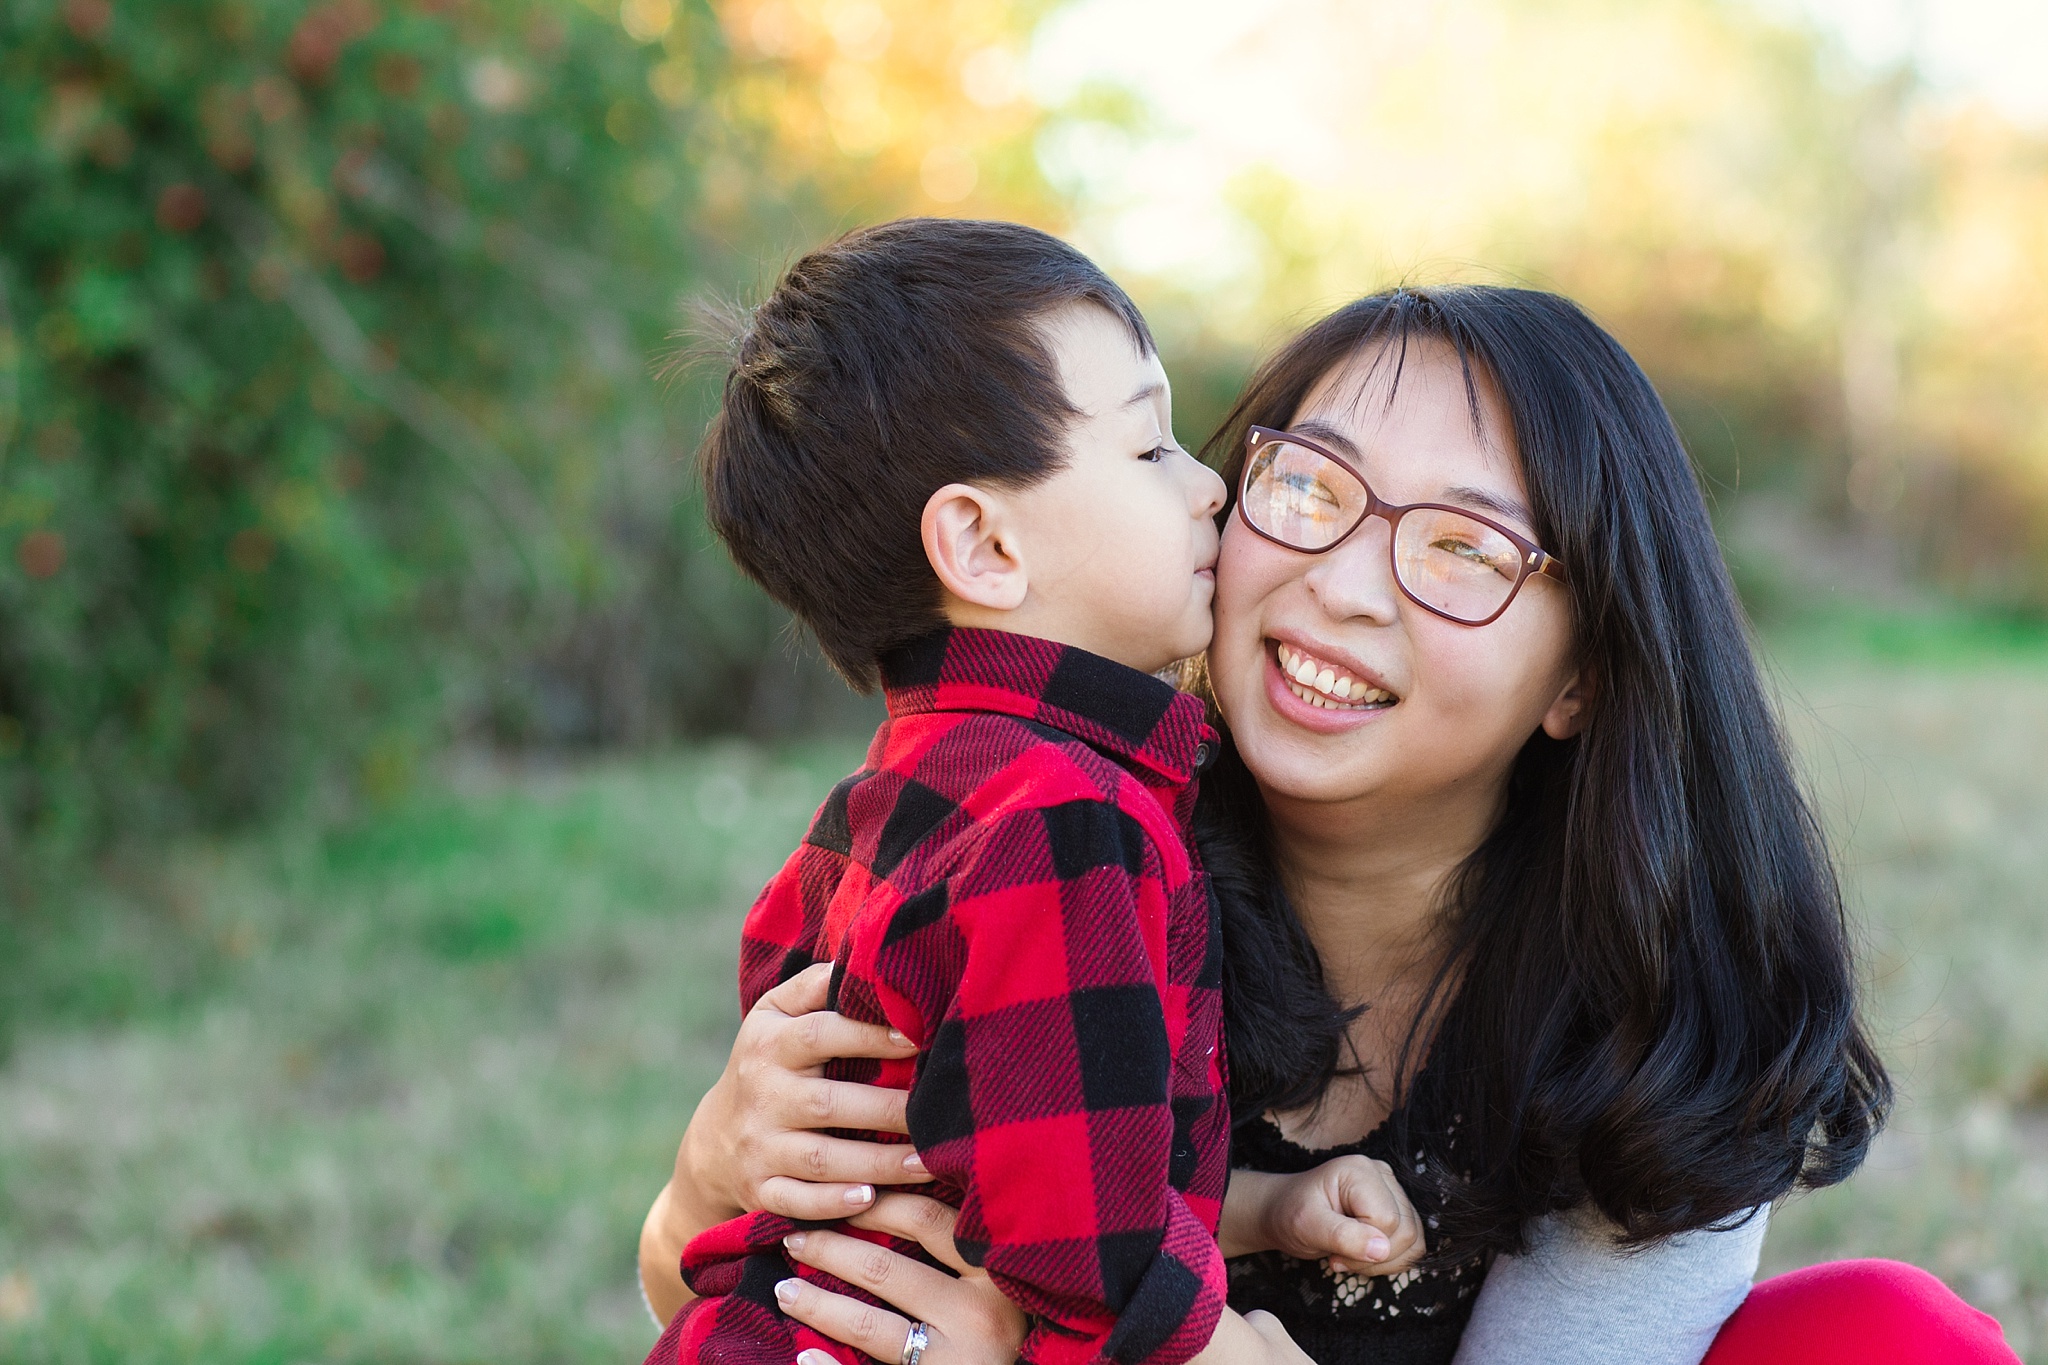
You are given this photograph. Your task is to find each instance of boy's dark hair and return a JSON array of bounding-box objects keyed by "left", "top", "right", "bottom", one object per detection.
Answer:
[{"left": 699, "top": 218, "right": 1154, "bottom": 689}]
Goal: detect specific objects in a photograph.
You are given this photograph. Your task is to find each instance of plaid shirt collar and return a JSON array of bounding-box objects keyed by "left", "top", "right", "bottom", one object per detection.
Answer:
[{"left": 880, "top": 627, "right": 1216, "bottom": 787}]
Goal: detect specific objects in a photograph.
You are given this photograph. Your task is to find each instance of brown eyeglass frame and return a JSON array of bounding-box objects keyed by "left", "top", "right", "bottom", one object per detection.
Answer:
[{"left": 1236, "top": 425, "right": 1568, "bottom": 627}]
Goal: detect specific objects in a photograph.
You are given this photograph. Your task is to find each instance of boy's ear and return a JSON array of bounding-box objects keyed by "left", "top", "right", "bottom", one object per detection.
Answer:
[{"left": 922, "top": 483, "right": 1028, "bottom": 613}]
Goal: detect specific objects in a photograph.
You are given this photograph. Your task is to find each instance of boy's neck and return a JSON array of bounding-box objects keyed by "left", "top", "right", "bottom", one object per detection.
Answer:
[{"left": 937, "top": 600, "right": 1168, "bottom": 678}]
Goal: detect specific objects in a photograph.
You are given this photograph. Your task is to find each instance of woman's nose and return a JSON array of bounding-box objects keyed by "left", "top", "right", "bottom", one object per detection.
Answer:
[{"left": 1302, "top": 515, "right": 1400, "bottom": 624}]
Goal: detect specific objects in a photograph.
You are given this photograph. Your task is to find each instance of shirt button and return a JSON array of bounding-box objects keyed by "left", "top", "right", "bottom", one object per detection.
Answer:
[{"left": 1193, "top": 741, "right": 1214, "bottom": 771}]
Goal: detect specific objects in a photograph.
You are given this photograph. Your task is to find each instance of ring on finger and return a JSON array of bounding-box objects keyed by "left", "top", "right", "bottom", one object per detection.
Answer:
[{"left": 900, "top": 1321, "right": 929, "bottom": 1365}]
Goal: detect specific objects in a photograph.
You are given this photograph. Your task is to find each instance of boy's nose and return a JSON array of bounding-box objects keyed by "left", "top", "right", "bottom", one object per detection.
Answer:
[{"left": 1187, "top": 454, "right": 1227, "bottom": 517}]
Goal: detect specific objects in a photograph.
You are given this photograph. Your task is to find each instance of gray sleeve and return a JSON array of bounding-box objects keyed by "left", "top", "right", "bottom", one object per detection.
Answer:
[{"left": 1449, "top": 1206, "right": 1767, "bottom": 1365}]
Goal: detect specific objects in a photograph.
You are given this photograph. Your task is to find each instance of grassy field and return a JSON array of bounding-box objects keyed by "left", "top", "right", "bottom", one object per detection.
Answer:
[
  {"left": 1, "top": 640, "right": 2044, "bottom": 1362},
  {"left": 1759, "top": 640, "right": 2048, "bottom": 1353}
]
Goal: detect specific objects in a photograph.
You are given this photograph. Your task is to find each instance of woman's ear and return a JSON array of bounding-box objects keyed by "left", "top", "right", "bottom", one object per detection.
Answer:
[
  {"left": 1540, "top": 665, "right": 1596, "bottom": 740},
  {"left": 922, "top": 483, "right": 1028, "bottom": 613}
]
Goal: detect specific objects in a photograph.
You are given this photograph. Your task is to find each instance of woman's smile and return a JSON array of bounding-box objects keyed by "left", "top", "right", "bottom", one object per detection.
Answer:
[{"left": 1264, "top": 636, "right": 1399, "bottom": 732}]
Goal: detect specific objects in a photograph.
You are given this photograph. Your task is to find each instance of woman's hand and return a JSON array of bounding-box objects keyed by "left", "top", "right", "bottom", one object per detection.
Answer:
[
  {"left": 780, "top": 1196, "right": 1317, "bottom": 1365},
  {"left": 683, "top": 962, "right": 930, "bottom": 1220},
  {"left": 639, "top": 963, "right": 930, "bottom": 1324},
  {"left": 777, "top": 1194, "right": 1028, "bottom": 1365},
  {"left": 1204, "top": 1310, "right": 1318, "bottom": 1365}
]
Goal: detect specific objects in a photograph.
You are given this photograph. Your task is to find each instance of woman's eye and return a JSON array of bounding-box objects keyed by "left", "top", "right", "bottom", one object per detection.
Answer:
[
  {"left": 1433, "top": 536, "right": 1498, "bottom": 566},
  {"left": 1281, "top": 475, "right": 1342, "bottom": 515},
  {"left": 1440, "top": 539, "right": 1518, "bottom": 579}
]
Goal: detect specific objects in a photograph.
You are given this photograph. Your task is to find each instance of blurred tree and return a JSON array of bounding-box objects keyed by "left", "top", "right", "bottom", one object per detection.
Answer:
[
  {"left": 1043, "top": 0, "right": 2048, "bottom": 614},
  {"left": 0, "top": 0, "right": 1059, "bottom": 859},
  {"left": 1882, "top": 109, "right": 2048, "bottom": 607}
]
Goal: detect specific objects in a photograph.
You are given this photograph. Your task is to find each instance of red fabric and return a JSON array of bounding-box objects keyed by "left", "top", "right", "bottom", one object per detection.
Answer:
[
  {"left": 649, "top": 628, "right": 1230, "bottom": 1365},
  {"left": 1705, "top": 1259, "right": 2021, "bottom": 1365}
]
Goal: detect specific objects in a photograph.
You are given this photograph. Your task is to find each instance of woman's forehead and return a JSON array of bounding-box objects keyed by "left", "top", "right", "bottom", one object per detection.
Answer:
[{"left": 1294, "top": 338, "right": 1522, "bottom": 482}]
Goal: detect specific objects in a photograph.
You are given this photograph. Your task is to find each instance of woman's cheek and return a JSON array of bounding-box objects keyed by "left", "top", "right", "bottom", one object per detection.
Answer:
[
  {"left": 1417, "top": 620, "right": 1559, "bottom": 754},
  {"left": 1209, "top": 526, "right": 1272, "bottom": 693},
  {"left": 1212, "top": 521, "right": 1272, "bottom": 622}
]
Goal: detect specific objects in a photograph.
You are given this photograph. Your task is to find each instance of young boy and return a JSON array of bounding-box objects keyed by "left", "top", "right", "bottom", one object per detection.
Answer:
[{"left": 647, "top": 220, "right": 1417, "bottom": 1365}]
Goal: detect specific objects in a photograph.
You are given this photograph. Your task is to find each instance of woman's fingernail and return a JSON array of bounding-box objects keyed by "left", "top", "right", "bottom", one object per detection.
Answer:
[
  {"left": 799, "top": 1352, "right": 837, "bottom": 1365},
  {"left": 775, "top": 1278, "right": 800, "bottom": 1306},
  {"left": 902, "top": 1151, "right": 927, "bottom": 1174},
  {"left": 1366, "top": 1235, "right": 1389, "bottom": 1260},
  {"left": 888, "top": 1029, "right": 912, "bottom": 1047},
  {"left": 783, "top": 1232, "right": 807, "bottom": 1253},
  {"left": 845, "top": 1184, "right": 875, "bottom": 1205}
]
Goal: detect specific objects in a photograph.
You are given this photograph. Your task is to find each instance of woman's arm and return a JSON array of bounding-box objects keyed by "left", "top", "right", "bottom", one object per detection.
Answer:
[
  {"left": 638, "top": 962, "right": 929, "bottom": 1324},
  {"left": 1451, "top": 1206, "right": 1769, "bottom": 1365},
  {"left": 780, "top": 1195, "right": 1317, "bottom": 1365}
]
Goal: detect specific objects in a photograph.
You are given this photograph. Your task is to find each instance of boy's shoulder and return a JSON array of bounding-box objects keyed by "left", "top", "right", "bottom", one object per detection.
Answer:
[{"left": 811, "top": 704, "right": 1188, "bottom": 883}]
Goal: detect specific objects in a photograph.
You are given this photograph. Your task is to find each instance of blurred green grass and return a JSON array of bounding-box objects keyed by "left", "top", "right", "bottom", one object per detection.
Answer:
[
  {"left": 1761, "top": 637, "right": 2048, "bottom": 1357},
  {"left": 0, "top": 739, "right": 866, "bottom": 1364},
  {"left": 2, "top": 636, "right": 2045, "bottom": 1361}
]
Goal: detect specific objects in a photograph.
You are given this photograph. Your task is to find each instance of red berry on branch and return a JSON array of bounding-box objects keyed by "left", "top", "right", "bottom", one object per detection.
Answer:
[
  {"left": 18, "top": 531, "right": 66, "bottom": 580},
  {"left": 156, "top": 183, "right": 208, "bottom": 233}
]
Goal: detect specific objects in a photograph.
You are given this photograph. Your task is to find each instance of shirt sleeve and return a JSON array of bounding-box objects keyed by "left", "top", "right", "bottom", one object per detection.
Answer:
[
  {"left": 1452, "top": 1205, "right": 1768, "bottom": 1365},
  {"left": 884, "top": 798, "right": 1226, "bottom": 1365}
]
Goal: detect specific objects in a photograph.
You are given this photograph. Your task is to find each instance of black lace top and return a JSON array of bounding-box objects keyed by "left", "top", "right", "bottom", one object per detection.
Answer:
[{"left": 1225, "top": 1106, "right": 1491, "bottom": 1365}]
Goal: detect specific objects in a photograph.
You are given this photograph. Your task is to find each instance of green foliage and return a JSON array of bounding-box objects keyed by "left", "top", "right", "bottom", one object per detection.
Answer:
[{"left": 0, "top": 0, "right": 866, "bottom": 857}]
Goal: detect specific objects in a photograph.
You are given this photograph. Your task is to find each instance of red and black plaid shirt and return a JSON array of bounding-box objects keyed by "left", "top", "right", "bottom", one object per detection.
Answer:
[{"left": 649, "top": 628, "right": 1229, "bottom": 1365}]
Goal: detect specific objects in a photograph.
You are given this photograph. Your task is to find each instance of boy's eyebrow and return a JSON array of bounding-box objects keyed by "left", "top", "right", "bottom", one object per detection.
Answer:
[{"left": 1122, "top": 381, "right": 1165, "bottom": 408}]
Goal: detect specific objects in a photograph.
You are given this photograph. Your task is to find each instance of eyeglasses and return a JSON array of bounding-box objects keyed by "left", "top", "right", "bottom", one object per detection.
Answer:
[{"left": 1236, "top": 425, "right": 1566, "bottom": 626}]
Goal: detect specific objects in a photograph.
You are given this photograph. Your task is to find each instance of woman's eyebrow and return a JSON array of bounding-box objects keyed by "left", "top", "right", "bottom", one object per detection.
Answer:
[
  {"left": 1441, "top": 484, "right": 1533, "bottom": 527},
  {"left": 1291, "top": 417, "right": 1361, "bottom": 458}
]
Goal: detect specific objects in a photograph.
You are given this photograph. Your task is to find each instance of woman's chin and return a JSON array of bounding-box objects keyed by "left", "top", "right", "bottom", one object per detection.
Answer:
[
  {"left": 1231, "top": 727, "right": 1394, "bottom": 808},
  {"left": 1209, "top": 657, "right": 1396, "bottom": 801}
]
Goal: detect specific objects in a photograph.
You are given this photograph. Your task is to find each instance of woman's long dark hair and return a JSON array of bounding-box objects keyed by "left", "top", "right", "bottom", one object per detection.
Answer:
[{"left": 1199, "top": 286, "right": 1891, "bottom": 1254}]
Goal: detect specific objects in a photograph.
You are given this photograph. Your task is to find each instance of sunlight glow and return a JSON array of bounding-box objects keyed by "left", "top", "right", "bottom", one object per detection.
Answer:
[{"left": 1032, "top": 0, "right": 2048, "bottom": 298}]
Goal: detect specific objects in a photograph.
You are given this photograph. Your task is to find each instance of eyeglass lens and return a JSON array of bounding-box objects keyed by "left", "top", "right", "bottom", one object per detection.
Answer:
[{"left": 1241, "top": 437, "right": 1528, "bottom": 624}]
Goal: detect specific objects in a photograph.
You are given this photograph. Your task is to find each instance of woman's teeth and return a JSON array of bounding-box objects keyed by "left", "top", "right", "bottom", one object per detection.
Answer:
[{"left": 1275, "top": 643, "right": 1396, "bottom": 711}]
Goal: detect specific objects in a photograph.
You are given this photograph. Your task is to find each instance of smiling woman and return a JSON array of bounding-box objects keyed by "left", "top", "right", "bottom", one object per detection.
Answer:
[
  {"left": 1200, "top": 290, "right": 1865, "bottom": 1214},
  {"left": 1187, "top": 287, "right": 1969, "bottom": 1365},
  {"left": 1207, "top": 323, "right": 1589, "bottom": 822}
]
